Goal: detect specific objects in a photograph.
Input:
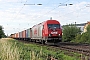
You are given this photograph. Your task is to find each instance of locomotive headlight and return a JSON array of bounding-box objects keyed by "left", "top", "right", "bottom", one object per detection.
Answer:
[
  {"left": 58, "top": 34, "right": 60, "bottom": 36},
  {"left": 49, "top": 34, "right": 51, "bottom": 36}
]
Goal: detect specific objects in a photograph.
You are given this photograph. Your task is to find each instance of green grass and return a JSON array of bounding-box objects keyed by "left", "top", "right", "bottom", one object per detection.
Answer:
[{"left": 0, "top": 38, "right": 88, "bottom": 60}]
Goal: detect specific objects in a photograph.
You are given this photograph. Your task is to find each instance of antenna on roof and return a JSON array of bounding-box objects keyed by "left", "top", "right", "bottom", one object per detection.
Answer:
[{"left": 50, "top": 17, "right": 52, "bottom": 20}]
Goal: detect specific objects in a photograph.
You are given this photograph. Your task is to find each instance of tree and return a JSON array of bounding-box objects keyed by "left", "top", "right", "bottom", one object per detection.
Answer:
[
  {"left": 0, "top": 26, "right": 6, "bottom": 38},
  {"left": 62, "top": 24, "right": 81, "bottom": 42}
]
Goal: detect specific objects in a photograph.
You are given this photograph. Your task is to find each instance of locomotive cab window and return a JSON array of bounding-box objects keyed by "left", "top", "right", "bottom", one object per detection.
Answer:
[{"left": 48, "top": 24, "right": 60, "bottom": 29}]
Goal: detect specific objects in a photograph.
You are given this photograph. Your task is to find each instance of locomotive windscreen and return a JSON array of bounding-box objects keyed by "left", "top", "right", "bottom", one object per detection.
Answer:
[{"left": 48, "top": 24, "right": 60, "bottom": 29}]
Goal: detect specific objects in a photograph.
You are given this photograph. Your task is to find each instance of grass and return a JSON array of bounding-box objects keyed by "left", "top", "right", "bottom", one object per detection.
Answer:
[
  {"left": 0, "top": 38, "right": 20, "bottom": 60},
  {"left": 0, "top": 38, "right": 88, "bottom": 60}
]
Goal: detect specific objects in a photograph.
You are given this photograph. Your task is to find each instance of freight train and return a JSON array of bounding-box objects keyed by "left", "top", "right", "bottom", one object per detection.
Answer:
[{"left": 10, "top": 20, "right": 62, "bottom": 44}]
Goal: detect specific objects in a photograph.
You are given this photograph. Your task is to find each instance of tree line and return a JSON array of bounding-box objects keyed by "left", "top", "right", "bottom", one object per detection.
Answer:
[
  {"left": 62, "top": 24, "right": 90, "bottom": 44},
  {"left": 0, "top": 26, "right": 6, "bottom": 38}
]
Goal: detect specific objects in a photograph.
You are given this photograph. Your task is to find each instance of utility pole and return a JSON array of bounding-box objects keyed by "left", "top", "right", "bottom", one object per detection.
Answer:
[{"left": 50, "top": 17, "right": 52, "bottom": 20}]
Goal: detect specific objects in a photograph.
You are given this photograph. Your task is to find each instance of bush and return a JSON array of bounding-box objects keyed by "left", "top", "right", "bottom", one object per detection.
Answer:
[
  {"left": 62, "top": 24, "right": 81, "bottom": 42},
  {"left": 73, "top": 25, "right": 90, "bottom": 44}
]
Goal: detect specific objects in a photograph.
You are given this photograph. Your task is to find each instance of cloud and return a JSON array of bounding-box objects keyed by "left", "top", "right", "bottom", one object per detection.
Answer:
[
  {"left": 0, "top": 0, "right": 90, "bottom": 35},
  {"left": 0, "top": 0, "right": 26, "bottom": 3}
]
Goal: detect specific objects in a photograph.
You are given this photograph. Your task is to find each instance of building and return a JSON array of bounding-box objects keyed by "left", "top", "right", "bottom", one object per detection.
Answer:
[
  {"left": 84, "top": 22, "right": 90, "bottom": 32},
  {"left": 62, "top": 22, "right": 86, "bottom": 34}
]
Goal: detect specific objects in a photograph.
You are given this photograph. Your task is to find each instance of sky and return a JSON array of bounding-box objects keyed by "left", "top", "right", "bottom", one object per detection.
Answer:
[{"left": 0, "top": 0, "right": 90, "bottom": 36}]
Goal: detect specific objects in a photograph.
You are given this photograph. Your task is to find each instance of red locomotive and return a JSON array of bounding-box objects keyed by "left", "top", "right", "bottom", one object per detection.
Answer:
[
  {"left": 10, "top": 20, "right": 62, "bottom": 44},
  {"left": 31, "top": 20, "right": 62, "bottom": 44}
]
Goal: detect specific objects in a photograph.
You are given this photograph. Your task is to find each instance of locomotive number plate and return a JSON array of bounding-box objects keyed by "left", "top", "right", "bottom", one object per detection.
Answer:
[{"left": 51, "top": 32, "right": 58, "bottom": 34}]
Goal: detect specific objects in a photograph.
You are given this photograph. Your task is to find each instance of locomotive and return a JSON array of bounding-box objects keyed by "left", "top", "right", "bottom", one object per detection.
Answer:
[{"left": 10, "top": 20, "right": 62, "bottom": 44}]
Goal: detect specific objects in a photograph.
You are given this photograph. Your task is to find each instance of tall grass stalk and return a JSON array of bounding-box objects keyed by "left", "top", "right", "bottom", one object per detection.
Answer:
[{"left": 0, "top": 38, "right": 20, "bottom": 60}]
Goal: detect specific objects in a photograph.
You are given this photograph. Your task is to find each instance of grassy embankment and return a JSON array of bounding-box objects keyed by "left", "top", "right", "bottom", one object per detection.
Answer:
[{"left": 0, "top": 38, "right": 87, "bottom": 60}]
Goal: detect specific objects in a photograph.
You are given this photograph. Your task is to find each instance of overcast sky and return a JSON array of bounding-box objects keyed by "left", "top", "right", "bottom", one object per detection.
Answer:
[{"left": 0, "top": 0, "right": 90, "bottom": 35}]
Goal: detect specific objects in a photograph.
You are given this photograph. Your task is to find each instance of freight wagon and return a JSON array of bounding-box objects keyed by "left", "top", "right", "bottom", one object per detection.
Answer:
[{"left": 26, "top": 28, "right": 32, "bottom": 41}]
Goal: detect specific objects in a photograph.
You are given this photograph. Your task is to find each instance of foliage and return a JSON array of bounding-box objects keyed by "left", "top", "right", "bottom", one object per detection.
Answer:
[
  {"left": 71, "top": 34, "right": 81, "bottom": 43},
  {"left": 81, "top": 25, "right": 90, "bottom": 43},
  {"left": 62, "top": 24, "right": 81, "bottom": 42},
  {"left": 73, "top": 25, "right": 90, "bottom": 43},
  {"left": 0, "top": 26, "right": 6, "bottom": 38},
  {"left": 0, "top": 38, "right": 81, "bottom": 60}
]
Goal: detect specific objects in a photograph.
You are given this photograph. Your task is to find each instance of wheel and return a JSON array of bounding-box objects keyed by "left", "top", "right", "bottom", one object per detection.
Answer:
[{"left": 42, "top": 40, "right": 45, "bottom": 44}]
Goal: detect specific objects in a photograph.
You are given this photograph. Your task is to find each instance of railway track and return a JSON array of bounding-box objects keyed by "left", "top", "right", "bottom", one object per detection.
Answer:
[
  {"left": 17, "top": 40, "right": 90, "bottom": 60},
  {"left": 59, "top": 42, "right": 90, "bottom": 55},
  {"left": 51, "top": 42, "right": 90, "bottom": 60},
  {"left": 59, "top": 45, "right": 90, "bottom": 56}
]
